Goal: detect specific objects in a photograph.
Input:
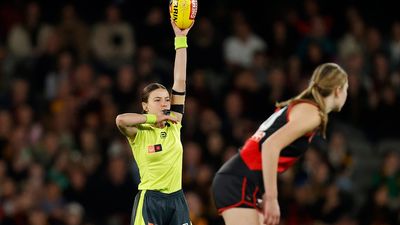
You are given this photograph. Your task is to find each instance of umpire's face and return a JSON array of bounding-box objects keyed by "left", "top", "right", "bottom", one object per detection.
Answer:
[{"left": 143, "top": 88, "right": 171, "bottom": 115}]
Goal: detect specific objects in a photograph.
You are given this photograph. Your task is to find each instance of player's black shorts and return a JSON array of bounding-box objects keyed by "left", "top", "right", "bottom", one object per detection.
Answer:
[
  {"left": 211, "top": 173, "right": 263, "bottom": 214},
  {"left": 131, "top": 189, "right": 191, "bottom": 225}
]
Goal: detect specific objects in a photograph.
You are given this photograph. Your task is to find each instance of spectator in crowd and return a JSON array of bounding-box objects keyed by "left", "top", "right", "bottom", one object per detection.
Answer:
[
  {"left": 7, "top": 1, "right": 52, "bottom": 60},
  {"left": 91, "top": 4, "right": 135, "bottom": 72},
  {"left": 223, "top": 14, "right": 267, "bottom": 70}
]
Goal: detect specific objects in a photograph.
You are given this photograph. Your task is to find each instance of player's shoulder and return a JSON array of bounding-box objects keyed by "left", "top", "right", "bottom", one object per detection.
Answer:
[
  {"left": 292, "top": 102, "right": 319, "bottom": 112},
  {"left": 289, "top": 101, "right": 321, "bottom": 126},
  {"left": 290, "top": 99, "right": 319, "bottom": 112}
]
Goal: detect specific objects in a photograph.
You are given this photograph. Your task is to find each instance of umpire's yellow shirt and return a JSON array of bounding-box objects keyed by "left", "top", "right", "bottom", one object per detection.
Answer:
[{"left": 128, "top": 119, "right": 183, "bottom": 193}]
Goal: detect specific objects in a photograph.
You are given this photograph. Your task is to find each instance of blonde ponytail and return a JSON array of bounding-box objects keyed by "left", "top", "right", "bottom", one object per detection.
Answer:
[
  {"left": 276, "top": 63, "right": 348, "bottom": 138},
  {"left": 310, "top": 85, "right": 328, "bottom": 138}
]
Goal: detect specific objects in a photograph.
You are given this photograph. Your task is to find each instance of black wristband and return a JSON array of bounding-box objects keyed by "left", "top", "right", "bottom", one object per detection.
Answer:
[
  {"left": 171, "top": 104, "right": 185, "bottom": 114},
  {"left": 172, "top": 89, "right": 186, "bottom": 95}
]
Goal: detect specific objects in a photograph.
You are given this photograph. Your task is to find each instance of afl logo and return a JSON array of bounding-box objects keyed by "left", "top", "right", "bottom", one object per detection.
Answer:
[{"left": 160, "top": 131, "right": 167, "bottom": 139}]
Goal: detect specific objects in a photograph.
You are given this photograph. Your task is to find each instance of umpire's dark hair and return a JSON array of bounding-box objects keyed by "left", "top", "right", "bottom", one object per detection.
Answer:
[{"left": 141, "top": 83, "right": 168, "bottom": 113}]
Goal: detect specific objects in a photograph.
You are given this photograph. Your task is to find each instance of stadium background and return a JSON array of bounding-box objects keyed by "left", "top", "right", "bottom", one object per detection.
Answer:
[{"left": 0, "top": 0, "right": 399, "bottom": 224}]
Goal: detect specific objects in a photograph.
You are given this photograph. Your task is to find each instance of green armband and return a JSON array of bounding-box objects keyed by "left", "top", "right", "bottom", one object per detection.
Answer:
[
  {"left": 174, "top": 36, "right": 188, "bottom": 50},
  {"left": 144, "top": 114, "right": 157, "bottom": 124}
]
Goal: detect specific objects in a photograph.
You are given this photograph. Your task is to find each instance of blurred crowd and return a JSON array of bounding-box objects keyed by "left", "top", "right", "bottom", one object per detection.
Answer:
[{"left": 0, "top": 0, "right": 400, "bottom": 225}]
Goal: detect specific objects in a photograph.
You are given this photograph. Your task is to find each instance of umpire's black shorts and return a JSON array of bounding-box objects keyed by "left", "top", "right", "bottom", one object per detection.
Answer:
[{"left": 131, "top": 189, "right": 191, "bottom": 225}]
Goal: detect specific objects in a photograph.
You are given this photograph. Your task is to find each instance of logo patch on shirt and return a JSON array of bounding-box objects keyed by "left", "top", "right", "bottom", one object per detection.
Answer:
[
  {"left": 160, "top": 131, "right": 167, "bottom": 139},
  {"left": 148, "top": 144, "right": 162, "bottom": 153},
  {"left": 250, "top": 131, "right": 266, "bottom": 142}
]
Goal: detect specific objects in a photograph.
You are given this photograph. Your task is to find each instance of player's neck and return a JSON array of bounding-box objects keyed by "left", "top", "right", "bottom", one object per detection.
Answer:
[{"left": 324, "top": 95, "right": 335, "bottom": 113}]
